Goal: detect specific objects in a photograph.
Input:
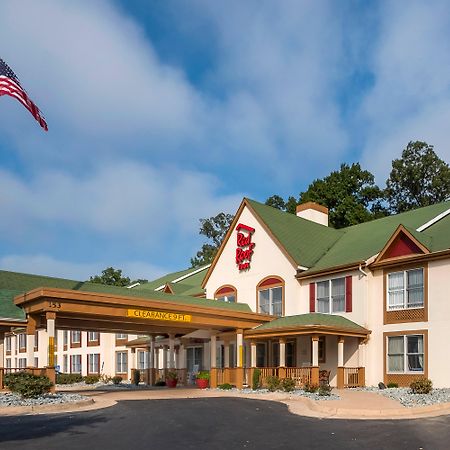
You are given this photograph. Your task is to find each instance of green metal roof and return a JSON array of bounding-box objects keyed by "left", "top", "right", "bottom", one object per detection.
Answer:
[
  {"left": 246, "top": 199, "right": 343, "bottom": 267},
  {"left": 0, "top": 269, "right": 251, "bottom": 321},
  {"left": 306, "top": 200, "right": 450, "bottom": 273},
  {"left": 253, "top": 313, "right": 368, "bottom": 333},
  {"left": 135, "top": 265, "right": 208, "bottom": 292},
  {"left": 246, "top": 199, "right": 450, "bottom": 275}
]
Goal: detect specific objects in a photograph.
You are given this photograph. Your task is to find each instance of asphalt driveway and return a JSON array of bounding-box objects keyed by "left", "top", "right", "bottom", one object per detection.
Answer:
[{"left": 0, "top": 398, "right": 449, "bottom": 449}]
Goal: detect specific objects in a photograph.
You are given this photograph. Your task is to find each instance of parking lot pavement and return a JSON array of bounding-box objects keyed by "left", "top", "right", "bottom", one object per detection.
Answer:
[{"left": 0, "top": 398, "right": 449, "bottom": 450}]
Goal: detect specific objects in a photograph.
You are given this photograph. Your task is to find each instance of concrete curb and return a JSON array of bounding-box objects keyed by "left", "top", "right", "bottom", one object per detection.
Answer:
[{"left": 0, "top": 398, "right": 94, "bottom": 416}]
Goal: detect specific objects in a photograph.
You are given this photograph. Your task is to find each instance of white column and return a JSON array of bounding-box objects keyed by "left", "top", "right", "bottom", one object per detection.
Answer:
[
  {"left": 169, "top": 335, "right": 175, "bottom": 369},
  {"left": 47, "top": 314, "right": 56, "bottom": 367},
  {"left": 130, "top": 348, "right": 136, "bottom": 370},
  {"left": 312, "top": 336, "right": 319, "bottom": 366},
  {"left": 149, "top": 337, "right": 155, "bottom": 369},
  {"left": 0, "top": 332, "right": 4, "bottom": 369},
  {"left": 163, "top": 345, "right": 168, "bottom": 369},
  {"left": 179, "top": 342, "right": 187, "bottom": 369},
  {"left": 210, "top": 335, "right": 217, "bottom": 369},
  {"left": 26, "top": 334, "right": 35, "bottom": 367},
  {"left": 338, "top": 338, "right": 344, "bottom": 367},
  {"left": 358, "top": 341, "right": 365, "bottom": 367},
  {"left": 236, "top": 331, "right": 243, "bottom": 367},
  {"left": 224, "top": 342, "right": 230, "bottom": 368},
  {"left": 279, "top": 338, "right": 286, "bottom": 367},
  {"left": 251, "top": 341, "right": 257, "bottom": 367}
]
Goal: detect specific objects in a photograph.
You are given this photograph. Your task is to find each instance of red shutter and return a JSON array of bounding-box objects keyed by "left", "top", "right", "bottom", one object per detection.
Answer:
[
  {"left": 345, "top": 276, "right": 352, "bottom": 312},
  {"left": 309, "top": 283, "right": 315, "bottom": 312}
]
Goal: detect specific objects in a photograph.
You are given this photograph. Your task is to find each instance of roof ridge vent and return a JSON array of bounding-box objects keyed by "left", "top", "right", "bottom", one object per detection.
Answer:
[{"left": 416, "top": 207, "right": 450, "bottom": 232}]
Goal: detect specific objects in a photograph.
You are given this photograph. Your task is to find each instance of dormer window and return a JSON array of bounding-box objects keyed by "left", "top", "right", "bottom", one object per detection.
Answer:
[
  {"left": 215, "top": 285, "right": 237, "bottom": 303},
  {"left": 387, "top": 268, "right": 424, "bottom": 310}
]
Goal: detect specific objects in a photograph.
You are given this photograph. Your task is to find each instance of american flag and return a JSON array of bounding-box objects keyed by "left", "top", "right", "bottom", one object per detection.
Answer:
[{"left": 0, "top": 57, "right": 48, "bottom": 131}]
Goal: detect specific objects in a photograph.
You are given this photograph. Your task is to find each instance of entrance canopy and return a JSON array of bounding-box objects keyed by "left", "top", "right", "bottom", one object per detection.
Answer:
[
  {"left": 245, "top": 313, "right": 370, "bottom": 340},
  {"left": 14, "top": 287, "right": 269, "bottom": 335}
]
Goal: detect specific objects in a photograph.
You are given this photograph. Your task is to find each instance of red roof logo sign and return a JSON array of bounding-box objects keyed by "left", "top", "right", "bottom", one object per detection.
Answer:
[{"left": 235, "top": 223, "right": 255, "bottom": 271}]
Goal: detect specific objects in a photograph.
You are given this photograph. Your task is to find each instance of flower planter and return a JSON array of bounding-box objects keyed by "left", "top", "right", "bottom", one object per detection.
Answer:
[
  {"left": 196, "top": 378, "right": 209, "bottom": 389},
  {"left": 166, "top": 379, "right": 178, "bottom": 388}
]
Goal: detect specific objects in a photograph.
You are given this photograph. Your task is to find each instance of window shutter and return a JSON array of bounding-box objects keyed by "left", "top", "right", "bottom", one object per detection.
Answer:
[
  {"left": 309, "top": 283, "right": 315, "bottom": 312},
  {"left": 345, "top": 276, "right": 352, "bottom": 312}
]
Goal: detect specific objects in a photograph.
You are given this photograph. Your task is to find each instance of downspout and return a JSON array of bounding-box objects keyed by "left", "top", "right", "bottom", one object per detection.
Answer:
[{"left": 358, "top": 263, "right": 368, "bottom": 277}]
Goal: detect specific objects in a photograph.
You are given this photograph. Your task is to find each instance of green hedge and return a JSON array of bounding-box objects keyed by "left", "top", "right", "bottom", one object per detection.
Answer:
[{"left": 4, "top": 372, "right": 53, "bottom": 398}]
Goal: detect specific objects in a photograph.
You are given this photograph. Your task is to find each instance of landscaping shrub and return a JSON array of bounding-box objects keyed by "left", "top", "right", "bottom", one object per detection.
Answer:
[
  {"left": 318, "top": 384, "right": 332, "bottom": 396},
  {"left": 112, "top": 376, "right": 123, "bottom": 385},
  {"left": 100, "top": 374, "right": 112, "bottom": 384},
  {"left": 56, "top": 373, "right": 83, "bottom": 385},
  {"left": 5, "top": 372, "right": 53, "bottom": 398},
  {"left": 154, "top": 380, "right": 166, "bottom": 387},
  {"left": 84, "top": 375, "right": 100, "bottom": 385},
  {"left": 387, "top": 382, "right": 398, "bottom": 388},
  {"left": 218, "top": 383, "right": 233, "bottom": 390},
  {"left": 410, "top": 378, "right": 432, "bottom": 394},
  {"left": 303, "top": 382, "right": 319, "bottom": 393},
  {"left": 133, "top": 370, "right": 141, "bottom": 386},
  {"left": 280, "top": 378, "right": 296, "bottom": 392},
  {"left": 252, "top": 368, "right": 261, "bottom": 390},
  {"left": 266, "top": 375, "right": 281, "bottom": 392}
]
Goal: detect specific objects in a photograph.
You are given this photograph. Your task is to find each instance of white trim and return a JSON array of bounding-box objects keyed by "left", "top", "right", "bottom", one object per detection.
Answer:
[
  {"left": 155, "top": 265, "right": 211, "bottom": 291},
  {"left": 416, "top": 207, "right": 450, "bottom": 232},
  {"left": 127, "top": 282, "right": 141, "bottom": 289},
  {"left": 297, "top": 265, "right": 309, "bottom": 271}
]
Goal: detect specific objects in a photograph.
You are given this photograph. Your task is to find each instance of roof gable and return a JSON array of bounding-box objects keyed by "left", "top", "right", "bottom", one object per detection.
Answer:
[{"left": 375, "top": 225, "right": 430, "bottom": 263}]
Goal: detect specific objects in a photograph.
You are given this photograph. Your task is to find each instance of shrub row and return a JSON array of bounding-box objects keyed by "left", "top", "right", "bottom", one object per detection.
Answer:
[{"left": 4, "top": 372, "right": 53, "bottom": 398}]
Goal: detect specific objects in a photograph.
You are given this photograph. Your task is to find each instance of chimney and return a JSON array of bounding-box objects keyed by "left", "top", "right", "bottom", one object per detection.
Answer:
[{"left": 296, "top": 202, "right": 328, "bottom": 226}]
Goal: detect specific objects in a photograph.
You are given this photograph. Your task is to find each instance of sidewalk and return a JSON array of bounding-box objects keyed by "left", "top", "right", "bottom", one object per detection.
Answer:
[{"left": 1, "top": 387, "right": 450, "bottom": 419}]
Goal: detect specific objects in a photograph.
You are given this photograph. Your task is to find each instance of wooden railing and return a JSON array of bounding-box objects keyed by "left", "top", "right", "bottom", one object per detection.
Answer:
[
  {"left": 343, "top": 367, "right": 365, "bottom": 388},
  {"left": 284, "top": 367, "right": 312, "bottom": 387}
]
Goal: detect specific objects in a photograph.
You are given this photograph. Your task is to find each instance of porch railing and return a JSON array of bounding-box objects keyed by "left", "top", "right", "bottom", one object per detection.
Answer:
[
  {"left": 284, "top": 367, "right": 312, "bottom": 387},
  {"left": 342, "top": 367, "right": 365, "bottom": 388}
]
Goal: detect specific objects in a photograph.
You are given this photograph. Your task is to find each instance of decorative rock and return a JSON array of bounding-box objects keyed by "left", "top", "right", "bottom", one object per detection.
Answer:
[{"left": 0, "top": 392, "right": 88, "bottom": 408}]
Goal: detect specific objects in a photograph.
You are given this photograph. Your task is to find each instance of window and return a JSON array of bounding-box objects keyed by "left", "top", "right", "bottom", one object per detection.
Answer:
[
  {"left": 317, "top": 278, "right": 345, "bottom": 313},
  {"left": 116, "top": 333, "right": 128, "bottom": 342},
  {"left": 116, "top": 352, "right": 128, "bottom": 374},
  {"left": 18, "top": 333, "right": 27, "bottom": 351},
  {"left": 388, "top": 268, "right": 424, "bottom": 310},
  {"left": 63, "top": 330, "right": 68, "bottom": 347},
  {"left": 256, "top": 343, "right": 267, "bottom": 367},
  {"left": 71, "top": 355, "right": 82, "bottom": 374},
  {"left": 6, "top": 359, "right": 11, "bottom": 369},
  {"left": 34, "top": 357, "right": 39, "bottom": 367},
  {"left": 88, "top": 354, "right": 100, "bottom": 374},
  {"left": 71, "top": 331, "right": 81, "bottom": 345},
  {"left": 387, "top": 335, "right": 424, "bottom": 373},
  {"left": 215, "top": 285, "right": 237, "bottom": 303},
  {"left": 34, "top": 331, "right": 39, "bottom": 351},
  {"left": 5, "top": 336, "right": 11, "bottom": 352},
  {"left": 88, "top": 332, "right": 100, "bottom": 343},
  {"left": 63, "top": 355, "right": 68, "bottom": 373},
  {"left": 137, "top": 351, "right": 148, "bottom": 370},
  {"left": 18, "top": 358, "right": 27, "bottom": 368}
]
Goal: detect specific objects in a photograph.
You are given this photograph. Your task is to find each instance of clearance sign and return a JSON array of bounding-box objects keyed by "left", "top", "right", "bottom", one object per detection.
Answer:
[{"left": 127, "top": 309, "right": 192, "bottom": 323}]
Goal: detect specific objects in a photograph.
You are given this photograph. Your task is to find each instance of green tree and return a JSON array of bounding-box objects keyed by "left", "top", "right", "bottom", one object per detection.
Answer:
[
  {"left": 191, "top": 212, "right": 234, "bottom": 267},
  {"left": 385, "top": 141, "right": 450, "bottom": 213},
  {"left": 89, "top": 267, "right": 132, "bottom": 287},
  {"left": 265, "top": 195, "right": 298, "bottom": 214},
  {"left": 299, "top": 163, "right": 386, "bottom": 228}
]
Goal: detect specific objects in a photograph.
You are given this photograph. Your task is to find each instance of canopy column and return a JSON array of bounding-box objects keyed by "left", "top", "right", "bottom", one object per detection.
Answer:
[
  {"left": 311, "top": 335, "right": 319, "bottom": 385},
  {"left": 235, "top": 329, "right": 244, "bottom": 389},
  {"left": 169, "top": 334, "right": 175, "bottom": 369},
  {"left": 26, "top": 315, "right": 37, "bottom": 367},
  {"left": 210, "top": 334, "right": 217, "bottom": 388},
  {"left": 337, "top": 337, "right": 345, "bottom": 389},
  {"left": 45, "top": 312, "right": 56, "bottom": 392}
]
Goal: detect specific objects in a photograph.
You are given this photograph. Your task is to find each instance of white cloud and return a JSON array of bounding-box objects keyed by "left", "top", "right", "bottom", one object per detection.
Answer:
[
  {"left": 0, "top": 160, "right": 242, "bottom": 244},
  {"left": 0, "top": 254, "right": 167, "bottom": 282},
  {"left": 360, "top": 0, "right": 450, "bottom": 182}
]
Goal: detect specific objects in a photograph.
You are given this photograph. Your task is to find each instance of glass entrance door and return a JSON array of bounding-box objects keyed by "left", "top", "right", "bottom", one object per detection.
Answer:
[{"left": 186, "top": 347, "right": 203, "bottom": 383}]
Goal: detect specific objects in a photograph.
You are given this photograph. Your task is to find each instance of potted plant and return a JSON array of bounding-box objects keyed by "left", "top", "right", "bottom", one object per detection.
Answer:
[
  {"left": 196, "top": 371, "right": 210, "bottom": 389},
  {"left": 166, "top": 370, "right": 178, "bottom": 388}
]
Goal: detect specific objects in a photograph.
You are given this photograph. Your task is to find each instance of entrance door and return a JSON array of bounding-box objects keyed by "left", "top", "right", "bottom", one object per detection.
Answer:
[{"left": 186, "top": 347, "right": 203, "bottom": 384}]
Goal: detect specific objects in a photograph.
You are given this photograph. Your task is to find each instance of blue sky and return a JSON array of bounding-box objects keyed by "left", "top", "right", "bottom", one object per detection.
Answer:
[{"left": 1, "top": 0, "right": 450, "bottom": 281}]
